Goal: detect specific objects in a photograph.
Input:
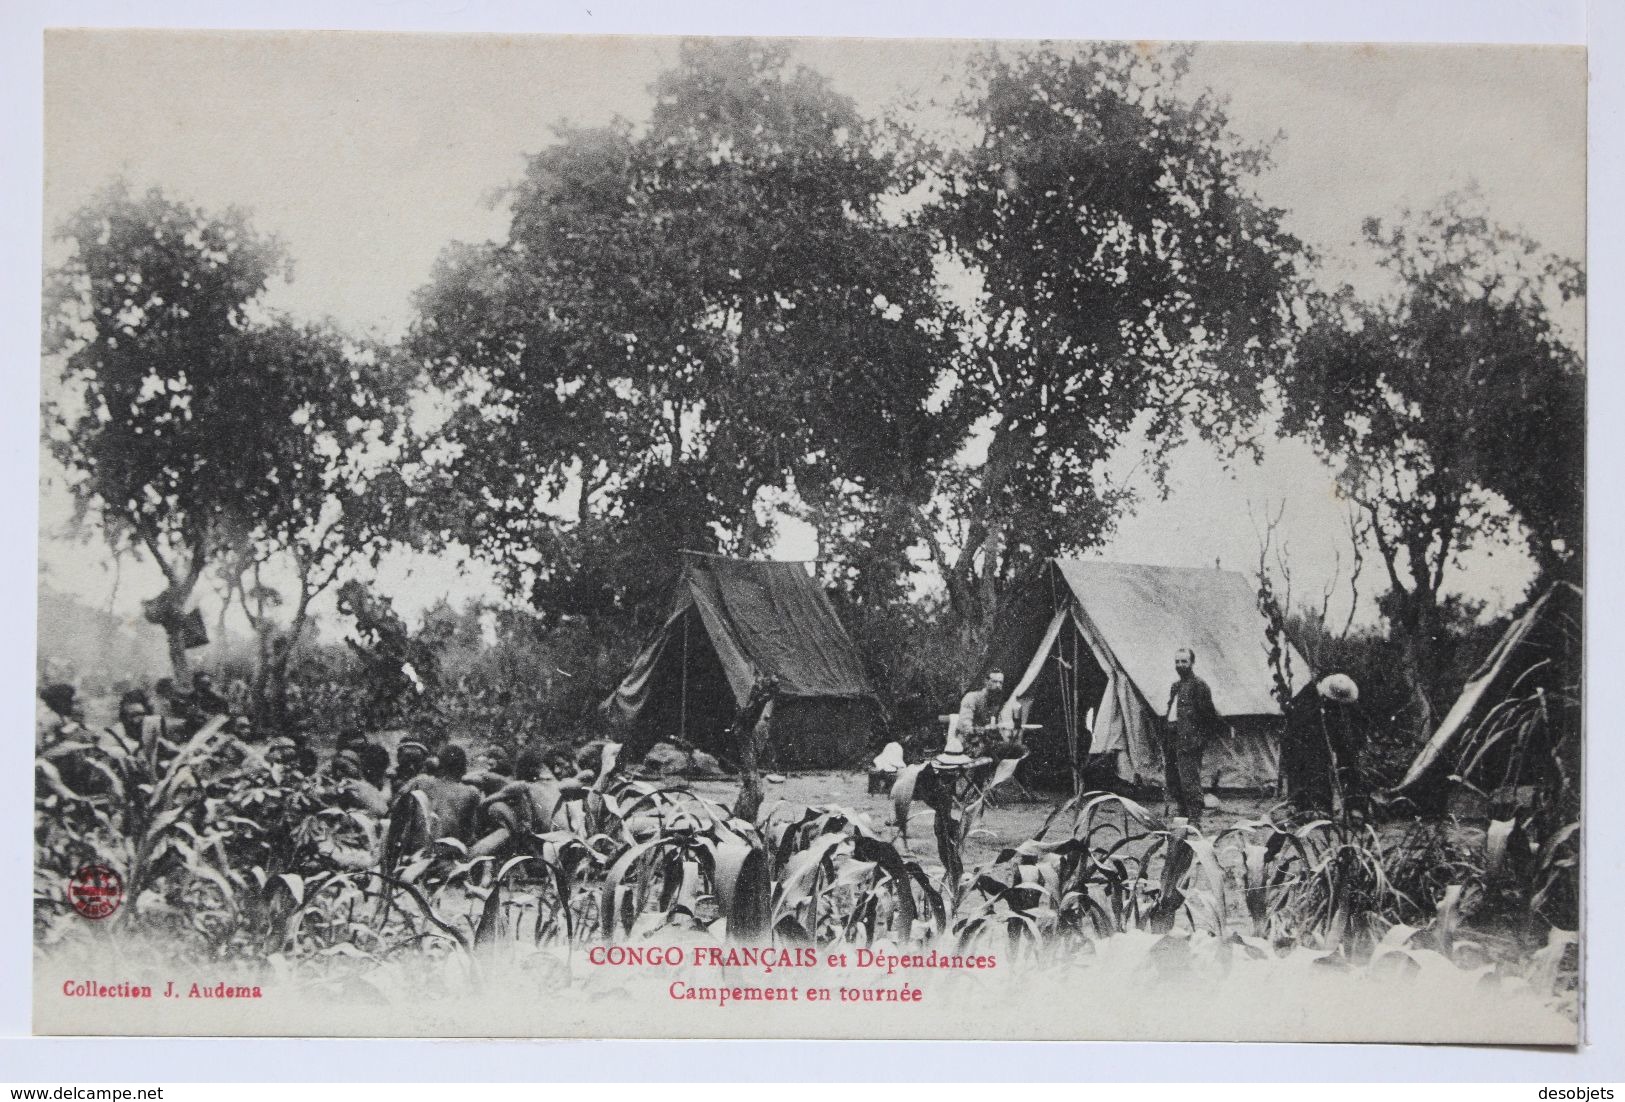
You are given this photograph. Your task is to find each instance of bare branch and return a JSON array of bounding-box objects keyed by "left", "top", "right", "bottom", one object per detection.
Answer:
[
  {"left": 1341, "top": 506, "right": 1368, "bottom": 639},
  {"left": 1317, "top": 546, "right": 1340, "bottom": 629}
]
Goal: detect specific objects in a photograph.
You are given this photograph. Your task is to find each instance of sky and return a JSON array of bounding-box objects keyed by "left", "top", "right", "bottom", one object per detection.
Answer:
[{"left": 38, "top": 32, "right": 1586, "bottom": 644}]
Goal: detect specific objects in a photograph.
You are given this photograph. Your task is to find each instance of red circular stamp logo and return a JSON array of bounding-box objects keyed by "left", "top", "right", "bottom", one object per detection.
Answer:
[{"left": 67, "top": 864, "right": 123, "bottom": 920}]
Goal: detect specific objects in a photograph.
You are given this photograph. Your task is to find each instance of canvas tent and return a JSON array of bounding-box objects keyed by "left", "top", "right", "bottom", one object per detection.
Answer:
[
  {"left": 1392, "top": 581, "right": 1581, "bottom": 811},
  {"left": 978, "top": 559, "right": 1308, "bottom": 791},
  {"left": 602, "top": 554, "right": 880, "bottom": 770}
]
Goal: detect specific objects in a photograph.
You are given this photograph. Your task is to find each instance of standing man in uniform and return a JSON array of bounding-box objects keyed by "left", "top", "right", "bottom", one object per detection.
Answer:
[{"left": 1164, "top": 647, "right": 1221, "bottom": 826}]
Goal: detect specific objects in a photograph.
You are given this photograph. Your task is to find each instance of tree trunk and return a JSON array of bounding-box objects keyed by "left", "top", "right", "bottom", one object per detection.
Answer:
[
  {"left": 728, "top": 677, "right": 779, "bottom": 822},
  {"left": 164, "top": 622, "right": 192, "bottom": 681},
  {"left": 236, "top": 568, "right": 279, "bottom": 726},
  {"left": 733, "top": 720, "right": 766, "bottom": 822},
  {"left": 1390, "top": 587, "right": 1441, "bottom": 737},
  {"left": 250, "top": 620, "right": 277, "bottom": 722},
  {"left": 943, "top": 423, "right": 1021, "bottom": 652},
  {"left": 265, "top": 595, "right": 313, "bottom": 730},
  {"left": 1408, "top": 598, "right": 1442, "bottom": 734},
  {"left": 150, "top": 580, "right": 199, "bottom": 681},
  {"left": 1365, "top": 512, "right": 1444, "bottom": 738},
  {"left": 141, "top": 533, "right": 205, "bottom": 683},
  {"left": 972, "top": 522, "right": 1005, "bottom": 641}
]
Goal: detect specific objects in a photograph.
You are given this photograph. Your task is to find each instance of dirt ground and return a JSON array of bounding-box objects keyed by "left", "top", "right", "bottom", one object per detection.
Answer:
[{"left": 685, "top": 770, "right": 1280, "bottom": 871}]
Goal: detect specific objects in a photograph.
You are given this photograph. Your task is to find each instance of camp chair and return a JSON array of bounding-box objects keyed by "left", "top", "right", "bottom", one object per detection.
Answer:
[
  {"left": 990, "top": 733, "right": 1042, "bottom": 804},
  {"left": 935, "top": 713, "right": 1040, "bottom": 806}
]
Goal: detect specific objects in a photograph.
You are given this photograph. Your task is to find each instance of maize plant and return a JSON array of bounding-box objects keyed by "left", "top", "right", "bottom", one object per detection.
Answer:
[{"left": 33, "top": 734, "right": 1581, "bottom": 1019}]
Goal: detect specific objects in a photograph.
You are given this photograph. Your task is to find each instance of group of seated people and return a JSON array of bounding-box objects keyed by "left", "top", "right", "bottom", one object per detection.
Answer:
[{"left": 36, "top": 674, "right": 613, "bottom": 867}]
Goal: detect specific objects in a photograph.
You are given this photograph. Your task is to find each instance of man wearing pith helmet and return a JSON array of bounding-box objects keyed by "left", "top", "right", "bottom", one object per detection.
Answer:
[{"left": 1282, "top": 672, "right": 1366, "bottom": 817}]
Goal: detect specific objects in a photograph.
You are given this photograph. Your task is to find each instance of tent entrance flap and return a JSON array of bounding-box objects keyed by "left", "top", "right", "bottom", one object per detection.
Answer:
[
  {"left": 1010, "top": 609, "right": 1110, "bottom": 789},
  {"left": 1008, "top": 608, "right": 1066, "bottom": 703},
  {"left": 978, "top": 558, "right": 1307, "bottom": 793},
  {"left": 628, "top": 605, "right": 737, "bottom": 760},
  {"left": 603, "top": 554, "right": 881, "bottom": 770}
]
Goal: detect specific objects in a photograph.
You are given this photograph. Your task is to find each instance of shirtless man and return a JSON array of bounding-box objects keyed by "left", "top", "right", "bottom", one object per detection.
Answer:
[
  {"left": 329, "top": 748, "right": 390, "bottom": 817},
  {"left": 390, "top": 740, "right": 430, "bottom": 795},
  {"left": 38, "top": 684, "right": 101, "bottom": 797},
  {"left": 394, "top": 743, "right": 481, "bottom": 847},
  {"left": 108, "top": 688, "right": 170, "bottom": 769},
  {"left": 471, "top": 749, "right": 561, "bottom": 859}
]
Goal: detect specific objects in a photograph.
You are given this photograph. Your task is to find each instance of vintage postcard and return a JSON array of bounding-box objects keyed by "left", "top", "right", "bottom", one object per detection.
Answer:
[{"left": 32, "top": 30, "right": 1584, "bottom": 1041}]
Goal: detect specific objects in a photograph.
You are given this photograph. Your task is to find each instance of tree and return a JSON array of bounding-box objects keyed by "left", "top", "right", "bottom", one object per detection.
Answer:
[
  {"left": 410, "top": 41, "right": 957, "bottom": 623},
  {"left": 45, "top": 182, "right": 289, "bottom": 677},
  {"left": 1282, "top": 191, "right": 1584, "bottom": 725},
  {"left": 46, "top": 182, "right": 412, "bottom": 689},
  {"left": 923, "top": 45, "right": 1306, "bottom": 640},
  {"left": 218, "top": 323, "right": 412, "bottom": 722}
]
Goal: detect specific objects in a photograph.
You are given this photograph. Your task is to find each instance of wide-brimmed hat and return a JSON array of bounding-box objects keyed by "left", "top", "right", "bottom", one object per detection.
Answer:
[
  {"left": 1317, "top": 673, "right": 1359, "bottom": 703},
  {"left": 931, "top": 724, "right": 974, "bottom": 768}
]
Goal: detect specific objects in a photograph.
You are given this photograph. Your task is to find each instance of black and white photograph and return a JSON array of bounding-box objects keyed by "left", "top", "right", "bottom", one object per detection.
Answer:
[{"left": 30, "top": 29, "right": 1585, "bottom": 1043}]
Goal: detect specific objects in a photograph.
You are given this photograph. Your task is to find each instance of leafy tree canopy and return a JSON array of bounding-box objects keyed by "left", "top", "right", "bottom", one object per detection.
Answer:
[
  {"left": 46, "top": 180, "right": 407, "bottom": 675},
  {"left": 1284, "top": 191, "right": 1584, "bottom": 611},
  {"left": 922, "top": 44, "right": 1307, "bottom": 627},
  {"left": 1281, "top": 190, "right": 1584, "bottom": 720},
  {"left": 47, "top": 182, "right": 287, "bottom": 560},
  {"left": 411, "top": 41, "right": 960, "bottom": 621}
]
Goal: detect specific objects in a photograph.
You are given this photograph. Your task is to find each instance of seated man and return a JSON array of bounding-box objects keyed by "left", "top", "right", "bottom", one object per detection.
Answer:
[
  {"left": 463, "top": 749, "right": 515, "bottom": 796},
  {"left": 471, "top": 748, "right": 561, "bottom": 858},
  {"left": 153, "top": 677, "right": 182, "bottom": 718},
  {"left": 189, "top": 671, "right": 230, "bottom": 718},
  {"left": 555, "top": 741, "right": 618, "bottom": 805},
  {"left": 227, "top": 713, "right": 257, "bottom": 744},
  {"left": 38, "top": 684, "right": 84, "bottom": 745},
  {"left": 337, "top": 729, "right": 393, "bottom": 792},
  {"left": 955, "top": 669, "right": 1015, "bottom": 758},
  {"left": 390, "top": 739, "right": 430, "bottom": 795},
  {"left": 38, "top": 683, "right": 105, "bottom": 798},
  {"left": 260, "top": 735, "right": 304, "bottom": 773},
  {"left": 194, "top": 713, "right": 263, "bottom": 789},
  {"left": 329, "top": 748, "right": 390, "bottom": 817},
  {"left": 106, "top": 688, "right": 172, "bottom": 769},
  {"left": 394, "top": 743, "right": 481, "bottom": 848}
]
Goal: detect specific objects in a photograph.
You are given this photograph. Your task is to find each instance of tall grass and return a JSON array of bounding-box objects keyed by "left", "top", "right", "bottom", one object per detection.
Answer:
[{"left": 35, "top": 726, "right": 1578, "bottom": 1021}]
